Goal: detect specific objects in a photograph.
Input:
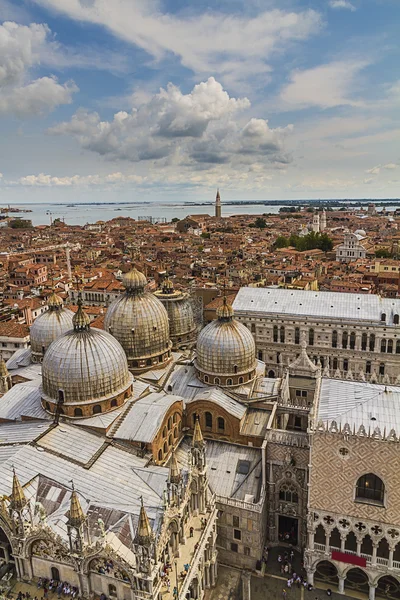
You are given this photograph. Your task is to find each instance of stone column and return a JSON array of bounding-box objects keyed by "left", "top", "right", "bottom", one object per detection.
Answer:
[
  {"left": 356, "top": 335, "right": 362, "bottom": 351},
  {"left": 338, "top": 576, "right": 345, "bottom": 595},
  {"left": 369, "top": 583, "right": 377, "bottom": 600},
  {"left": 204, "top": 565, "right": 210, "bottom": 588},
  {"left": 340, "top": 535, "right": 346, "bottom": 552},
  {"left": 372, "top": 543, "right": 378, "bottom": 568},
  {"left": 199, "top": 490, "right": 205, "bottom": 514},
  {"left": 308, "top": 529, "right": 315, "bottom": 551},
  {"left": 307, "top": 568, "right": 315, "bottom": 586},
  {"left": 179, "top": 521, "right": 186, "bottom": 545},
  {"left": 242, "top": 571, "right": 251, "bottom": 600},
  {"left": 389, "top": 548, "right": 394, "bottom": 569},
  {"left": 325, "top": 530, "right": 330, "bottom": 555},
  {"left": 356, "top": 540, "right": 362, "bottom": 556},
  {"left": 26, "top": 557, "right": 34, "bottom": 580}
]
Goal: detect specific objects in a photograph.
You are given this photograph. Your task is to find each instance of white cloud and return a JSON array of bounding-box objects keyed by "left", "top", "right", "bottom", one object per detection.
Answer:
[
  {"left": 279, "top": 60, "right": 368, "bottom": 109},
  {"left": 34, "top": 0, "right": 322, "bottom": 87},
  {"left": 365, "top": 163, "right": 398, "bottom": 175},
  {"left": 49, "top": 77, "right": 293, "bottom": 168},
  {"left": 329, "top": 0, "right": 356, "bottom": 12},
  {"left": 17, "top": 172, "right": 145, "bottom": 186},
  {"left": 0, "top": 76, "right": 77, "bottom": 117},
  {"left": 0, "top": 21, "right": 78, "bottom": 117}
]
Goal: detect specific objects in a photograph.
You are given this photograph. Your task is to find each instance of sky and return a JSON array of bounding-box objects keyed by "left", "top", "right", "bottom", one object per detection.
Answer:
[{"left": 0, "top": 0, "right": 399, "bottom": 204}]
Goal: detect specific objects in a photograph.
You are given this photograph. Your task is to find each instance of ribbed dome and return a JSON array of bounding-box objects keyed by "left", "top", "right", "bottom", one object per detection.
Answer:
[
  {"left": 41, "top": 326, "right": 133, "bottom": 411},
  {"left": 195, "top": 300, "right": 257, "bottom": 387},
  {"left": 154, "top": 281, "right": 196, "bottom": 350},
  {"left": 104, "top": 267, "right": 172, "bottom": 373},
  {"left": 30, "top": 297, "right": 74, "bottom": 363}
]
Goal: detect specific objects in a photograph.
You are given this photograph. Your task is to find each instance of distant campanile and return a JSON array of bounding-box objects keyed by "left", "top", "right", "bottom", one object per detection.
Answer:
[{"left": 215, "top": 189, "right": 221, "bottom": 218}]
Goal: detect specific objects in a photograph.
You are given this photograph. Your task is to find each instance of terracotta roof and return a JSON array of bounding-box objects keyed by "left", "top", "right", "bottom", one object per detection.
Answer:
[
  {"left": 204, "top": 293, "right": 237, "bottom": 310},
  {"left": 0, "top": 321, "right": 30, "bottom": 338}
]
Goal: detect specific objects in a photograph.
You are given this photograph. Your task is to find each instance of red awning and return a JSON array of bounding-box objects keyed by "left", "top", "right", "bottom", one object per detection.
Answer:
[{"left": 331, "top": 551, "right": 367, "bottom": 567}]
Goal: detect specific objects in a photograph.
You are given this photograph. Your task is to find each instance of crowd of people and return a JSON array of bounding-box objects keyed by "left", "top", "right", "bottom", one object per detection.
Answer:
[
  {"left": 278, "top": 553, "right": 332, "bottom": 599},
  {"left": 36, "top": 578, "right": 79, "bottom": 599}
]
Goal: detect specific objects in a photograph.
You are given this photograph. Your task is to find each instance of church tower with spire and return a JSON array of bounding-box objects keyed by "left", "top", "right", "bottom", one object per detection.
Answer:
[
  {"left": 215, "top": 189, "right": 221, "bottom": 218},
  {"left": 190, "top": 418, "right": 208, "bottom": 514}
]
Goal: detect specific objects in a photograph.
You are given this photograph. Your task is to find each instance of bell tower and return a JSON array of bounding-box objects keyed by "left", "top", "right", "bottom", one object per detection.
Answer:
[{"left": 215, "top": 189, "right": 221, "bottom": 218}]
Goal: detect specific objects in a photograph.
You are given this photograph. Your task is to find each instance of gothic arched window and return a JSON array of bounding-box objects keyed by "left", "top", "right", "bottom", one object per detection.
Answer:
[
  {"left": 356, "top": 473, "right": 384, "bottom": 505},
  {"left": 279, "top": 483, "right": 299, "bottom": 504}
]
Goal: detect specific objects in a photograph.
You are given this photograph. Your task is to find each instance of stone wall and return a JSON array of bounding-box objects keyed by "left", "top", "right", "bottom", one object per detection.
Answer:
[{"left": 310, "top": 432, "right": 400, "bottom": 524}]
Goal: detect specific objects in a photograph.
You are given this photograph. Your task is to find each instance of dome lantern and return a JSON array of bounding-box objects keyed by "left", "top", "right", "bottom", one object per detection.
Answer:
[{"left": 73, "top": 297, "right": 91, "bottom": 332}]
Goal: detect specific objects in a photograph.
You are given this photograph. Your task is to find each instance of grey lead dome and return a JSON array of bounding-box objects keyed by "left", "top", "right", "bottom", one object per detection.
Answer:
[
  {"left": 41, "top": 327, "right": 133, "bottom": 406},
  {"left": 195, "top": 297, "right": 257, "bottom": 387},
  {"left": 104, "top": 267, "right": 172, "bottom": 374},
  {"left": 30, "top": 292, "right": 74, "bottom": 363}
]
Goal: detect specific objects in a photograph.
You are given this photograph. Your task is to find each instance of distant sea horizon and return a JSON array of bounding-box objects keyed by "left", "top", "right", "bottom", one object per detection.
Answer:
[{"left": 3, "top": 199, "right": 400, "bottom": 227}]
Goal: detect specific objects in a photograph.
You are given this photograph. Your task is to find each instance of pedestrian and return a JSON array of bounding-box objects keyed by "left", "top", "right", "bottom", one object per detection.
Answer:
[
  {"left": 282, "top": 589, "right": 287, "bottom": 599},
  {"left": 287, "top": 578, "right": 292, "bottom": 589},
  {"left": 290, "top": 549, "right": 294, "bottom": 561},
  {"left": 278, "top": 554, "right": 282, "bottom": 563},
  {"left": 284, "top": 563, "right": 289, "bottom": 574},
  {"left": 189, "top": 526, "right": 194, "bottom": 537}
]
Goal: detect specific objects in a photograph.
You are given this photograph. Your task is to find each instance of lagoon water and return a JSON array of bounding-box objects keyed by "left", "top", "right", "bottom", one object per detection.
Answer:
[
  {"left": 7, "top": 200, "right": 397, "bottom": 227},
  {"left": 10, "top": 201, "right": 285, "bottom": 226}
]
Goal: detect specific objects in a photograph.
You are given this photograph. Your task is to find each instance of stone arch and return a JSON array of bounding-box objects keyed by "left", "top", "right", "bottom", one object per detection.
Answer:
[
  {"left": 84, "top": 553, "right": 134, "bottom": 585},
  {"left": 0, "top": 522, "right": 14, "bottom": 569},
  {"left": 344, "top": 567, "right": 370, "bottom": 595},
  {"left": 375, "top": 574, "right": 400, "bottom": 599},
  {"left": 377, "top": 537, "right": 390, "bottom": 560},
  {"left": 360, "top": 533, "right": 373, "bottom": 556},
  {"left": 329, "top": 527, "right": 341, "bottom": 550},
  {"left": 314, "top": 523, "right": 326, "bottom": 546},
  {"left": 314, "top": 560, "right": 339, "bottom": 587},
  {"left": 344, "top": 530, "right": 357, "bottom": 553}
]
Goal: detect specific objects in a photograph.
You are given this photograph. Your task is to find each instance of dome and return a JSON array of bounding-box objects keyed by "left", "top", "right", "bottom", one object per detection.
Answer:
[
  {"left": 195, "top": 298, "right": 257, "bottom": 387},
  {"left": 122, "top": 267, "right": 148, "bottom": 292},
  {"left": 104, "top": 267, "right": 172, "bottom": 374},
  {"left": 154, "top": 280, "right": 196, "bottom": 350},
  {"left": 41, "top": 300, "right": 133, "bottom": 418},
  {"left": 30, "top": 292, "right": 74, "bottom": 363}
]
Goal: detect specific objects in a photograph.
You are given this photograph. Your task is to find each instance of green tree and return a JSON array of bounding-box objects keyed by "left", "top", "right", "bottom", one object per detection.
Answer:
[
  {"left": 10, "top": 219, "right": 32, "bottom": 229},
  {"left": 274, "top": 235, "right": 289, "bottom": 248},
  {"left": 201, "top": 232, "right": 211, "bottom": 239},
  {"left": 171, "top": 217, "right": 180, "bottom": 223},
  {"left": 254, "top": 217, "right": 267, "bottom": 229},
  {"left": 375, "top": 248, "right": 393, "bottom": 258}
]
